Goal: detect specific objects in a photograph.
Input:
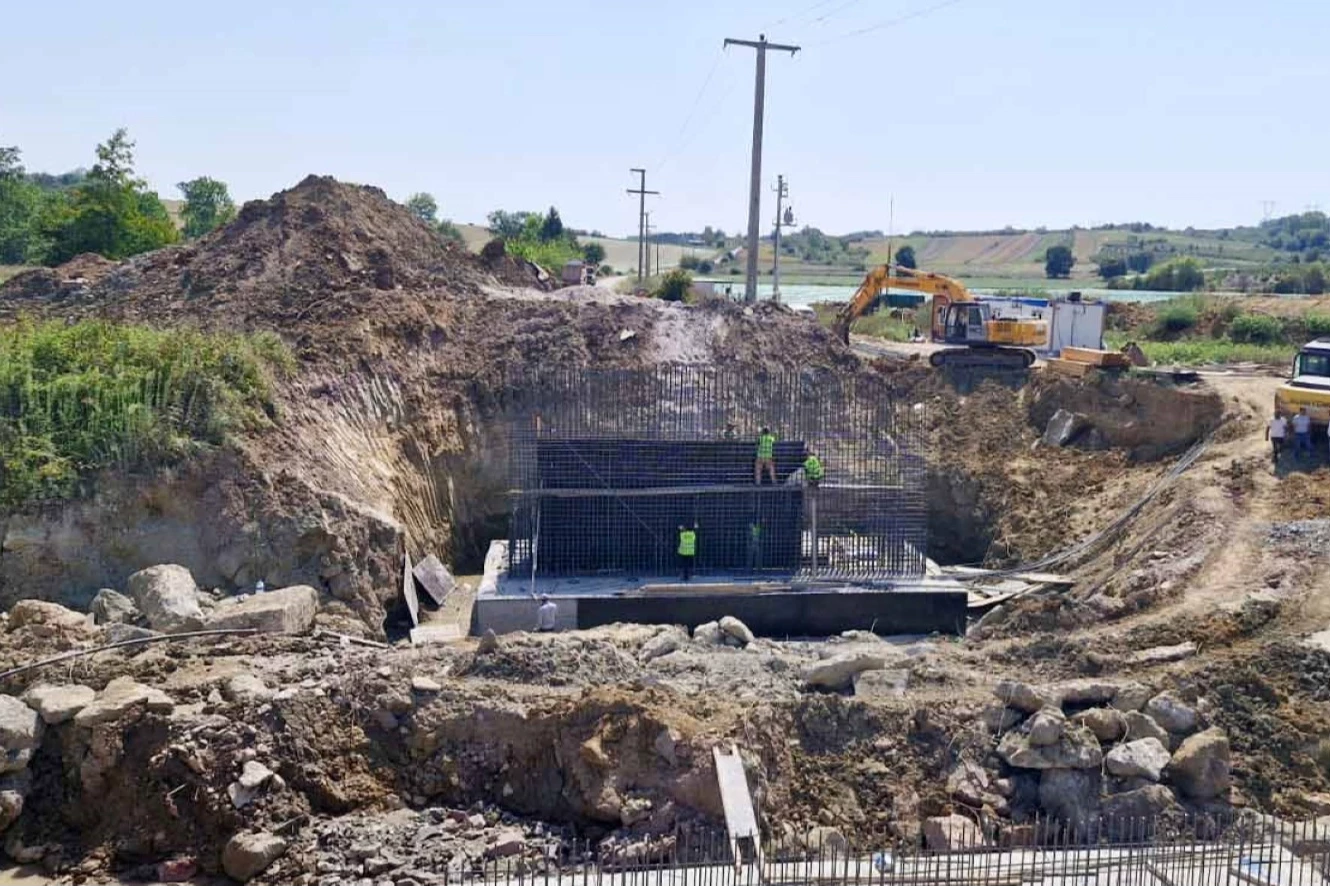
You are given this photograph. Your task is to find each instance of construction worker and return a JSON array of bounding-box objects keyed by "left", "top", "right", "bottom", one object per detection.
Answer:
[
  {"left": 1293, "top": 407, "right": 1313, "bottom": 461},
  {"left": 1266, "top": 410, "right": 1288, "bottom": 468},
  {"left": 755, "top": 427, "right": 777, "bottom": 484},
  {"left": 677, "top": 523, "right": 697, "bottom": 581},
  {"left": 747, "top": 520, "right": 763, "bottom": 572},
  {"left": 803, "top": 451, "right": 824, "bottom": 489},
  {"left": 534, "top": 594, "right": 558, "bottom": 632}
]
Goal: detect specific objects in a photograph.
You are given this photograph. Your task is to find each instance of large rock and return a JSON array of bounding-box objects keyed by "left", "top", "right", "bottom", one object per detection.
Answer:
[
  {"left": 8, "top": 600, "right": 92, "bottom": 636},
  {"left": 90, "top": 589, "right": 139, "bottom": 625},
  {"left": 1028, "top": 709, "right": 1066, "bottom": 746},
  {"left": 1050, "top": 678, "right": 1126, "bottom": 707},
  {"left": 802, "top": 652, "right": 886, "bottom": 691},
  {"left": 993, "top": 680, "right": 1051, "bottom": 714},
  {"left": 923, "top": 814, "right": 985, "bottom": 850},
  {"left": 692, "top": 621, "right": 723, "bottom": 646},
  {"left": 1109, "top": 682, "right": 1153, "bottom": 713},
  {"left": 1169, "top": 728, "right": 1230, "bottom": 800},
  {"left": 128, "top": 564, "right": 204, "bottom": 632},
  {"left": 1039, "top": 768, "right": 1101, "bottom": 824},
  {"left": 1073, "top": 707, "right": 1127, "bottom": 743},
  {"left": 1144, "top": 692, "right": 1199, "bottom": 734},
  {"left": 1130, "top": 643, "right": 1197, "bottom": 665},
  {"left": 1101, "top": 785, "right": 1180, "bottom": 827},
  {"left": 1043, "top": 409, "right": 1089, "bottom": 447},
  {"left": 640, "top": 627, "right": 687, "bottom": 662},
  {"left": 203, "top": 585, "right": 318, "bottom": 634},
  {"left": 979, "top": 705, "right": 1024, "bottom": 733},
  {"left": 222, "top": 831, "right": 288, "bottom": 882},
  {"left": 224, "top": 673, "right": 274, "bottom": 704},
  {"left": 0, "top": 772, "right": 29, "bottom": 833},
  {"left": 718, "top": 616, "right": 755, "bottom": 647},
  {"left": 73, "top": 677, "right": 174, "bottom": 727},
  {"left": 1106, "top": 738, "right": 1171, "bottom": 781},
  {"left": 998, "top": 724, "right": 1102, "bottom": 770},
  {"left": 1123, "top": 711, "right": 1169, "bottom": 745},
  {"left": 0, "top": 695, "right": 42, "bottom": 774},
  {"left": 21, "top": 684, "right": 95, "bottom": 725},
  {"left": 946, "top": 761, "right": 990, "bottom": 807}
]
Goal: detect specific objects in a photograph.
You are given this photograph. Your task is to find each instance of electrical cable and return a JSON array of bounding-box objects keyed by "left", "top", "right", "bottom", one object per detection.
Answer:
[
  {"left": 656, "top": 49, "right": 724, "bottom": 173},
  {"left": 809, "top": 0, "right": 966, "bottom": 47}
]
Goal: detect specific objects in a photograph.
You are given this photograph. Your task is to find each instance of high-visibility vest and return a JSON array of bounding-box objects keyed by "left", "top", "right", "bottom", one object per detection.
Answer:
[
  {"left": 756, "top": 433, "right": 776, "bottom": 459},
  {"left": 749, "top": 523, "right": 762, "bottom": 540},
  {"left": 804, "top": 455, "right": 824, "bottom": 481},
  {"left": 678, "top": 529, "right": 697, "bottom": 557}
]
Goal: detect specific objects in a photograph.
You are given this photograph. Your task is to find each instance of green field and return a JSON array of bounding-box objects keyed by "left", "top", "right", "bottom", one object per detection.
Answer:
[{"left": 454, "top": 224, "right": 713, "bottom": 275}]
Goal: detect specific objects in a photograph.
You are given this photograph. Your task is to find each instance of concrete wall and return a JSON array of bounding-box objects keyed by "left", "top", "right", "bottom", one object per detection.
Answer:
[{"left": 472, "top": 596, "right": 579, "bottom": 635}]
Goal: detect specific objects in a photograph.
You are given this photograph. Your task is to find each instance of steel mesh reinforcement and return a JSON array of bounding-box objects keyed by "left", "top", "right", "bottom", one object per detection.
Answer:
[{"left": 506, "top": 365, "right": 926, "bottom": 582}]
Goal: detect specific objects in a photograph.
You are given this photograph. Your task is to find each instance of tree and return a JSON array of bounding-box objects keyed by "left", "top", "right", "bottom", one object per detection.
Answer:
[
  {"left": 1097, "top": 256, "right": 1127, "bottom": 279},
  {"left": 177, "top": 177, "right": 236, "bottom": 239},
  {"left": 539, "top": 206, "right": 564, "bottom": 243},
  {"left": 582, "top": 241, "right": 606, "bottom": 265},
  {"left": 0, "top": 146, "right": 43, "bottom": 263},
  {"left": 437, "top": 219, "right": 465, "bottom": 245},
  {"left": 895, "top": 244, "right": 917, "bottom": 269},
  {"left": 1126, "top": 251, "right": 1153, "bottom": 273},
  {"left": 655, "top": 268, "right": 692, "bottom": 302},
  {"left": 41, "top": 128, "right": 178, "bottom": 265},
  {"left": 1044, "top": 245, "right": 1075, "bottom": 279},
  {"left": 405, "top": 192, "right": 438, "bottom": 226},
  {"left": 487, "top": 209, "right": 535, "bottom": 240}
]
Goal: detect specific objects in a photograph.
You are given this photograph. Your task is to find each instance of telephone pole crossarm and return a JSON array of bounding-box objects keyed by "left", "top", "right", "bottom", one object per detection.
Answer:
[{"left": 627, "top": 168, "right": 660, "bottom": 281}]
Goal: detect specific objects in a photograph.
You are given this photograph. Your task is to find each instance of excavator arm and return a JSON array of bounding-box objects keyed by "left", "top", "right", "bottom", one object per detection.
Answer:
[{"left": 832, "top": 264, "right": 974, "bottom": 344}]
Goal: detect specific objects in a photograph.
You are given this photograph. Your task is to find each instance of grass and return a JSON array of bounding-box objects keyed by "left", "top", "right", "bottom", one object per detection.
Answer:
[
  {"left": 810, "top": 303, "right": 930, "bottom": 342},
  {"left": 1105, "top": 332, "right": 1294, "bottom": 367},
  {"left": 0, "top": 320, "right": 293, "bottom": 507}
]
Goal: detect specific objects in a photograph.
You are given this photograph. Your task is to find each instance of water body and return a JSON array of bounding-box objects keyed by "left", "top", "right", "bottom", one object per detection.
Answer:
[{"left": 742, "top": 283, "right": 1203, "bottom": 309}]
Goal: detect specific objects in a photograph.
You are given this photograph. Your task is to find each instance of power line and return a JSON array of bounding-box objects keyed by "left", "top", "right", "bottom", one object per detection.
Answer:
[
  {"left": 761, "top": 0, "right": 841, "bottom": 31},
  {"left": 810, "top": 0, "right": 965, "bottom": 46},
  {"left": 656, "top": 50, "right": 725, "bottom": 172},
  {"left": 811, "top": 0, "right": 866, "bottom": 25}
]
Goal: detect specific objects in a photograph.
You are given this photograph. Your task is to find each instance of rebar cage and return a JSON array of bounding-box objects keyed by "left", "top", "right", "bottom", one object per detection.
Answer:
[{"left": 506, "top": 365, "right": 927, "bottom": 582}]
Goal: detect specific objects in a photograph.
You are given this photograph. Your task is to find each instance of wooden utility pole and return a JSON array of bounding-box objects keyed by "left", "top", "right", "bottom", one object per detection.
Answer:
[
  {"left": 772, "top": 174, "right": 791, "bottom": 302},
  {"left": 627, "top": 169, "right": 659, "bottom": 280},
  {"left": 644, "top": 213, "right": 654, "bottom": 277},
  {"left": 724, "top": 34, "right": 799, "bottom": 303}
]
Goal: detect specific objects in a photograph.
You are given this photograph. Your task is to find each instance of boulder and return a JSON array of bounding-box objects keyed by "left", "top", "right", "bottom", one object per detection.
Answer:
[
  {"left": 21, "top": 684, "right": 95, "bottom": 725},
  {"left": 923, "top": 814, "right": 985, "bottom": 850},
  {"left": 997, "top": 724, "right": 1102, "bottom": 770},
  {"left": 946, "top": 761, "right": 1002, "bottom": 809},
  {"left": 90, "top": 589, "right": 139, "bottom": 625},
  {"left": 224, "top": 673, "right": 274, "bottom": 704},
  {"left": 1169, "top": 728, "right": 1231, "bottom": 800},
  {"left": 1101, "top": 785, "right": 1181, "bottom": 829},
  {"left": 1123, "top": 711, "right": 1170, "bottom": 745},
  {"left": 128, "top": 564, "right": 204, "bottom": 632},
  {"left": 1110, "top": 682, "right": 1153, "bottom": 712},
  {"left": 73, "top": 677, "right": 174, "bottom": 727},
  {"left": 1050, "top": 678, "right": 1125, "bottom": 707},
  {"left": 692, "top": 621, "right": 723, "bottom": 646},
  {"left": 203, "top": 585, "right": 318, "bottom": 634},
  {"left": 222, "top": 831, "right": 288, "bottom": 882},
  {"left": 485, "top": 829, "right": 526, "bottom": 858},
  {"left": 804, "top": 825, "right": 848, "bottom": 854},
  {"left": 979, "top": 705, "right": 1024, "bottom": 733},
  {"left": 1039, "top": 768, "right": 1101, "bottom": 824},
  {"left": 1129, "top": 643, "right": 1197, "bottom": 665},
  {"left": 104, "top": 624, "right": 160, "bottom": 644},
  {"left": 802, "top": 652, "right": 886, "bottom": 691},
  {"left": 8, "top": 600, "right": 92, "bottom": 636},
  {"left": 1043, "top": 409, "right": 1089, "bottom": 447},
  {"left": 0, "top": 772, "right": 29, "bottom": 833},
  {"left": 0, "top": 695, "right": 42, "bottom": 773},
  {"left": 640, "top": 627, "right": 687, "bottom": 661},
  {"left": 718, "top": 616, "right": 755, "bottom": 646},
  {"left": 1144, "top": 692, "right": 1198, "bottom": 734},
  {"left": 1106, "top": 738, "right": 1171, "bottom": 781},
  {"left": 411, "top": 676, "right": 441, "bottom": 693},
  {"left": 1073, "top": 708, "right": 1127, "bottom": 743},
  {"left": 411, "top": 554, "right": 456, "bottom": 606},
  {"left": 476, "top": 629, "right": 500, "bottom": 654},
  {"left": 993, "top": 680, "right": 1050, "bottom": 714},
  {"left": 1028, "top": 709, "right": 1066, "bottom": 747}
]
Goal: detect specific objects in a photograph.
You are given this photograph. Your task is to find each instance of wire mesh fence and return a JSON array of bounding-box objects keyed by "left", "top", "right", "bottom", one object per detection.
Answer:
[
  {"left": 436, "top": 812, "right": 1330, "bottom": 885},
  {"left": 506, "top": 365, "right": 927, "bottom": 582}
]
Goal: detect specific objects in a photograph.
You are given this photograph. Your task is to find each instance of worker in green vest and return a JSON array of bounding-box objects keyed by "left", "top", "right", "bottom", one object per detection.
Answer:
[
  {"left": 754, "top": 427, "right": 777, "bottom": 485},
  {"left": 747, "top": 520, "right": 763, "bottom": 573},
  {"left": 803, "top": 451, "right": 824, "bottom": 489},
  {"left": 677, "top": 523, "right": 697, "bottom": 581}
]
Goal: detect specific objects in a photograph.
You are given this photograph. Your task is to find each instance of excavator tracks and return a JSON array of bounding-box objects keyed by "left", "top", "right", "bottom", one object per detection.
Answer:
[{"left": 929, "top": 347, "right": 1036, "bottom": 371}]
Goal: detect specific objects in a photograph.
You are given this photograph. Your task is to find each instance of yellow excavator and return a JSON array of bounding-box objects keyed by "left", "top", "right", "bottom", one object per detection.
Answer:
[{"left": 832, "top": 264, "right": 1048, "bottom": 369}]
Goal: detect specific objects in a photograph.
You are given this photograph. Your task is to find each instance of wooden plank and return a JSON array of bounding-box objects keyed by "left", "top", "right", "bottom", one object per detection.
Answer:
[
  {"left": 712, "top": 745, "right": 759, "bottom": 839},
  {"left": 1045, "top": 357, "right": 1097, "bottom": 378},
  {"left": 1062, "top": 346, "right": 1132, "bottom": 368},
  {"left": 943, "top": 566, "right": 1075, "bottom": 587}
]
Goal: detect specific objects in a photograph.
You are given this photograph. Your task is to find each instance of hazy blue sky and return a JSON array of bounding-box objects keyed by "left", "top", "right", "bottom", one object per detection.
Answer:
[{"left": 2, "top": 0, "right": 1325, "bottom": 236}]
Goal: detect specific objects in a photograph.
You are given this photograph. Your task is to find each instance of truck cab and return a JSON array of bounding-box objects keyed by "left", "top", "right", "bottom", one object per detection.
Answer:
[{"left": 1275, "top": 338, "right": 1330, "bottom": 427}]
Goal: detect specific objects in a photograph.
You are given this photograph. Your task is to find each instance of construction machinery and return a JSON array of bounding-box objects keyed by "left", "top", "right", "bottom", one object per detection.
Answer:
[
  {"left": 1275, "top": 338, "right": 1330, "bottom": 428},
  {"left": 832, "top": 264, "right": 1048, "bottom": 369}
]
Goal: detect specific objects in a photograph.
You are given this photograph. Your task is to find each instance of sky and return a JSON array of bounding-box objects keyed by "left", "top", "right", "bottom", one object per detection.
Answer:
[{"left": 2, "top": 0, "right": 1327, "bottom": 238}]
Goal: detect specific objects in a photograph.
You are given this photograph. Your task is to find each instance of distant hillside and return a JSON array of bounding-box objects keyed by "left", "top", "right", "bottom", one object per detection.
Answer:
[{"left": 455, "top": 224, "right": 712, "bottom": 274}]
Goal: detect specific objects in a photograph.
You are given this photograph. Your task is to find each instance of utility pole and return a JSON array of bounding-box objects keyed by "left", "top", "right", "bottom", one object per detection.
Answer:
[
  {"left": 724, "top": 34, "right": 800, "bottom": 303},
  {"left": 644, "top": 213, "right": 654, "bottom": 277},
  {"left": 627, "top": 169, "right": 659, "bottom": 280},
  {"left": 772, "top": 175, "right": 791, "bottom": 302}
]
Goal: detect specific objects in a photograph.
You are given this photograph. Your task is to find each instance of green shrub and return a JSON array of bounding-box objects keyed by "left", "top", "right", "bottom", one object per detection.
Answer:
[
  {"left": 0, "top": 320, "right": 290, "bottom": 506},
  {"left": 1227, "top": 313, "right": 1284, "bottom": 344},
  {"left": 1153, "top": 302, "right": 1199, "bottom": 335},
  {"left": 1304, "top": 313, "right": 1330, "bottom": 337},
  {"left": 654, "top": 269, "right": 693, "bottom": 302}
]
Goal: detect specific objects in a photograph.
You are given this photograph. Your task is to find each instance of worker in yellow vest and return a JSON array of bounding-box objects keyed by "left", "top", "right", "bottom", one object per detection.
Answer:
[
  {"left": 803, "top": 452, "right": 824, "bottom": 489},
  {"left": 677, "top": 523, "right": 697, "bottom": 581},
  {"left": 754, "top": 427, "right": 777, "bottom": 485}
]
